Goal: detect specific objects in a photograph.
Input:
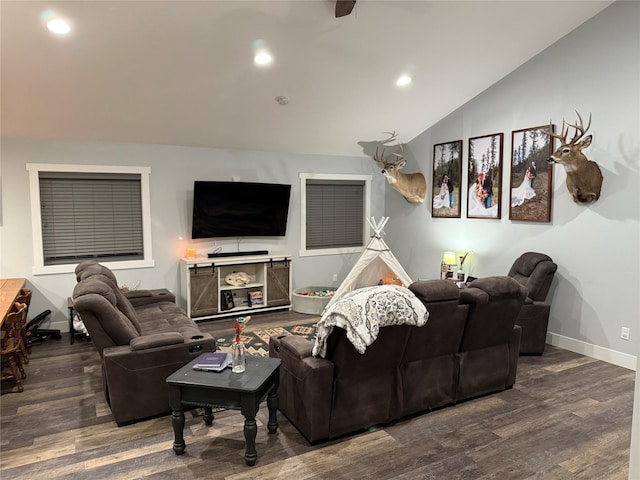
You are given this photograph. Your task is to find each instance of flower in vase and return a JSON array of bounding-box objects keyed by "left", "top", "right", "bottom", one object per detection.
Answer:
[{"left": 234, "top": 316, "right": 251, "bottom": 342}]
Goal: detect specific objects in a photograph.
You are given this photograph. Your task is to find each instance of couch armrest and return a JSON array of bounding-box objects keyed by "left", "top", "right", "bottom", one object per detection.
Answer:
[
  {"left": 270, "top": 334, "right": 335, "bottom": 443},
  {"left": 107, "top": 332, "right": 215, "bottom": 359},
  {"left": 130, "top": 332, "right": 184, "bottom": 351},
  {"left": 409, "top": 279, "right": 460, "bottom": 303},
  {"left": 125, "top": 288, "right": 176, "bottom": 307},
  {"left": 102, "top": 333, "right": 216, "bottom": 425},
  {"left": 277, "top": 334, "right": 314, "bottom": 358}
]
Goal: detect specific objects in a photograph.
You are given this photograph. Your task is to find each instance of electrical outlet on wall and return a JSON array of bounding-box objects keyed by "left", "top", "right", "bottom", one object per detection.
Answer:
[
  {"left": 332, "top": 273, "right": 338, "bottom": 282},
  {"left": 621, "top": 327, "right": 630, "bottom": 340}
]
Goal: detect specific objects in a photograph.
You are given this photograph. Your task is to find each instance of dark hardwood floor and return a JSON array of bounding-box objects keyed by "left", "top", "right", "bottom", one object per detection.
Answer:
[{"left": 1, "top": 311, "right": 634, "bottom": 479}]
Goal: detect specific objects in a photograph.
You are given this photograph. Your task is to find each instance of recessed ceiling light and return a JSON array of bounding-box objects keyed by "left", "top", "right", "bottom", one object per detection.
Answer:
[
  {"left": 47, "top": 18, "right": 71, "bottom": 35},
  {"left": 396, "top": 75, "right": 412, "bottom": 87},
  {"left": 254, "top": 51, "right": 273, "bottom": 65}
]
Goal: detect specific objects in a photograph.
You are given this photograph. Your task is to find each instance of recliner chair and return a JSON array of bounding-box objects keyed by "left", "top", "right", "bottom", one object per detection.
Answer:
[
  {"left": 507, "top": 252, "right": 557, "bottom": 355},
  {"left": 72, "top": 262, "right": 216, "bottom": 425}
]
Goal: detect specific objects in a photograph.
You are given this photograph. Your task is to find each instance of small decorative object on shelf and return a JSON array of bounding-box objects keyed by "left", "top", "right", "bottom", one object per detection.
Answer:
[
  {"left": 248, "top": 290, "right": 264, "bottom": 307},
  {"left": 222, "top": 291, "right": 235, "bottom": 310},
  {"left": 225, "top": 271, "right": 251, "bottom": 286},
  {"left": 232, "top": 316, "right": 251, "bottom": 373}
]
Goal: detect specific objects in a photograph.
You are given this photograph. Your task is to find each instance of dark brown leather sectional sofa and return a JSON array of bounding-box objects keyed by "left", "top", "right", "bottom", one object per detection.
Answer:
[
  {"left": 72, "top": 261, "right": 216, "bottom": 426},
  {"left": 269, "top": 276, "right": 526, "bottom": 443}
]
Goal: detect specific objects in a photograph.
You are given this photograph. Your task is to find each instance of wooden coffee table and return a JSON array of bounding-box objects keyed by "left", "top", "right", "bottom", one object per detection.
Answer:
[{"left": 166, "top": 354, "right": 281, "bottom": 466}]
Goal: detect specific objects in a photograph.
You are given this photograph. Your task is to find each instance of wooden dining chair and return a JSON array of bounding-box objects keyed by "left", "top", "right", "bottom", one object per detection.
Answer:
[
  {"left": 15, "top": 288, "right": 33, "bottom": 357},
  {"left": 1, "top": 302, "right": 28, "bottom": 392}
]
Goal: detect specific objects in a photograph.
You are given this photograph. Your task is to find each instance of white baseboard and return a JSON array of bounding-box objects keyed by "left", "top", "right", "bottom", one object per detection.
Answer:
[{"left": 547, "top": 332, "right": 637, "bottom": 371}]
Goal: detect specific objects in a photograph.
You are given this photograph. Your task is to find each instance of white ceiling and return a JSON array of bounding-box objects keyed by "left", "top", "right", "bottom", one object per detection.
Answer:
[{"left": 1, "top": 0, "right": 614, "bottom": 157}]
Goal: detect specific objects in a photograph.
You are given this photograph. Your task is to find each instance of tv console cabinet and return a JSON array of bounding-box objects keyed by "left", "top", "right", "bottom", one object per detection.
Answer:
[{"left": 179, "top": 253, "right": 292, "bottom": 321}]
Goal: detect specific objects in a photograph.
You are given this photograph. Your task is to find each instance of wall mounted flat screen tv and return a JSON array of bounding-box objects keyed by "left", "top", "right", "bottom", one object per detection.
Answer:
[{"left": 191, "top": 181, "right": 291, "bottom": 239}]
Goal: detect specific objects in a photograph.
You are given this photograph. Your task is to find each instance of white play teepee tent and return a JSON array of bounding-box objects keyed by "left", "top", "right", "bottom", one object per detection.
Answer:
[{"left": 324, "top": 216, "right": 413, "bottom": 311}]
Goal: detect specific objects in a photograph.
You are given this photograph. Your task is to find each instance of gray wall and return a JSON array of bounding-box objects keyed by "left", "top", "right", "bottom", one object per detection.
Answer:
[
  {"left": 387, "top": 0, "right": 639, "bottom": 364},
  {"left": 0, "top": 139, "right": 386, "bottom": 330},
  {"left": 383, "top": 3, "right": 639, "bottom": 476}
]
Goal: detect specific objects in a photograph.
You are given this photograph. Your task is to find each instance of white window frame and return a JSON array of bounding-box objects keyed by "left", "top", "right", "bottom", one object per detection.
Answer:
[
  {"left": 299, "top": 173, "right": 371, "bottom": 257},
  {"left": 27, "top": 163, "right": 154, "bottom": 275}
]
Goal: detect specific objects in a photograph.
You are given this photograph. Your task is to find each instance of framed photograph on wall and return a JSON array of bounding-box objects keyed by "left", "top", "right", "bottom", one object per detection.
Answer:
[
  {"left": 467, "top": 133, "right": 503, "bottom": 219},
  {"left": 432, "top": 140, "right": 462, "bottom": 218},
  {"left": 509, "top": 125, "right": 554, "bottom": 222}
]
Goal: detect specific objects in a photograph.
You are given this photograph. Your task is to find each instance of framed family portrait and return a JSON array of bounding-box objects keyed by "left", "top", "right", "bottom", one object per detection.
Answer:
[
  {"left": 432, "top": 140, "right": 462, "bottom": 218},
  {"left": 467, "top": 133, "right": 503, "bottom": 219},
  {"left": 509, "top": 125, "right": 554, "bottom": 222}
]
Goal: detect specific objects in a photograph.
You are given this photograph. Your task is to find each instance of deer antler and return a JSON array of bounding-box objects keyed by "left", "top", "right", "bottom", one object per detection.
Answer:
[
  {"left": 546, "top": 111, "right": 592, "bottom": 146},
  {"left": 373, "top": 146, "right": 386, "bottom": 164},
  {"left": 391, "top": 143, "right": 405, "bottom": 163},
  {"left": 566, "top": 111, "right": 592, "bottom": 145},
  {"left": 546, "top": 120, "right": 568, "bottom": 144}
]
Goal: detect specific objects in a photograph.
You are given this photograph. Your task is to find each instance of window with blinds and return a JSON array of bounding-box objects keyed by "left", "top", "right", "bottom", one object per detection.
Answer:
[
  {"left": 305, "top": 179, "right": 364, "bottom": 249},
  {"left": 300, "top": 173, "right": 371, "bottom": 256},
  {"left": 38, "top": 172, "right": 144, "bottom": 265}
]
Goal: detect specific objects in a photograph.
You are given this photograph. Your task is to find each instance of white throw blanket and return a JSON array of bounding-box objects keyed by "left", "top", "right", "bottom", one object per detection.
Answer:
[{"left": 312, "top": 285, "right": 429, "bottom": 357}]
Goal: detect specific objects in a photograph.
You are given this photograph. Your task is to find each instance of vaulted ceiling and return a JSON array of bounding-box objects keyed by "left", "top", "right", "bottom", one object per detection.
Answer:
[{"left": 1, "top": 1, "right": 613, "bottom": 157}]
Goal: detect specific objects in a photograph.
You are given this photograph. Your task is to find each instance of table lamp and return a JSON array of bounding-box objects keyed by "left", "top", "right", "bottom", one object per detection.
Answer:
[{"left": 442, "top": 251, "right": 457, "bottom": 279}]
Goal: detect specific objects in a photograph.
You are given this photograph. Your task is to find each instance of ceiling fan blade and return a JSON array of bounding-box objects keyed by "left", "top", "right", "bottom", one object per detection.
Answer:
[{"left": 335, "top": 0, "right": 356, "bottom": 18}]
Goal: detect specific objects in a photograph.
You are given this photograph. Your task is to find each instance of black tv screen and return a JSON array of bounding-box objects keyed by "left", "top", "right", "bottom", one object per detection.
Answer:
[{"left": 191, "top": 181, "right": 291, "bottom": 239}]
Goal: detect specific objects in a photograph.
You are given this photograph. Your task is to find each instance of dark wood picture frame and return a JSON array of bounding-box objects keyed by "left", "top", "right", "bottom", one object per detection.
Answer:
[
  {"left": 432, "top": 140, "right": 462, "bottom": 218},
  {"left": 467, "top": 133, "right": 503, "bottom": 219},
  {"left": 509, "top": 125, "right": 554, "bottom": 222}
]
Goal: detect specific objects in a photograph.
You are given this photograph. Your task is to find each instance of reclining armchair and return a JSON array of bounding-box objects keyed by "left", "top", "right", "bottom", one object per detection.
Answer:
[
  {"left": 72, "top": 262, "right": 216, "bottom": 425},
  {"left": 507, "top": 252, "right": 558, "bottom": 355},
  {"left": 456, "top": 276, "right": 526, "bottom": 400}
]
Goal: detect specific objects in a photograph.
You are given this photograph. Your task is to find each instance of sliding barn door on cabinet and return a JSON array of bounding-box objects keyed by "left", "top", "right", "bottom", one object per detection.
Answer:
[{"left": 266, "top": 260, "right": 291, "bottom": 307}]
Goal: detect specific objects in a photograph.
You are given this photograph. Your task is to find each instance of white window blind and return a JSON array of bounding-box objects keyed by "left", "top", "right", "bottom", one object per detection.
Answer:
[
  {"left": 305, "top": 179, "right": 365, "bottom": 250},
  {"left": 39, "top": 172, "right": 144, "bottom": 265}
]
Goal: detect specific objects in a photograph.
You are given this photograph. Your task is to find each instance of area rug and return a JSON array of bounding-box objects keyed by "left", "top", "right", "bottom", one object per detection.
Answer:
[{"left": 215, "top": 322, "right": 318, "bottom": 357}]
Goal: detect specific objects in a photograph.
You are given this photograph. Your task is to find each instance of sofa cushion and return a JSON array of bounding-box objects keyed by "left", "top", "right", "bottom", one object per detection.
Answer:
[
  {"left": 512, "top": 252, "right": 552, "bottom": 277},
  {"left": 409, "top": 279, "right": 460, "bottom": 302},
  {"left": 135, "top": 302, "right": 201, "bottom": 339},
  {"left": 458, "top": 287, "right": 489, "bottom": 305},
  {"left": 130, "top": 332, "right": 184, "bottom": 351},
  {"left": 75, "top": 263, "right": 144, "bottom": 333},
  {"left": 467, "top": 276, "right": 527, "bottom": 300},
  {"left": 75, "top": 261, "right": 119, "bottom": 284},
  {"left": 72, "top": 279, "right": 140, "bottom": 346}
]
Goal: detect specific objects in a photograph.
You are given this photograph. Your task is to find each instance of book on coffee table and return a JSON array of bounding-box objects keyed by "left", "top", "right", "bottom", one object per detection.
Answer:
[{"left": 193, "top": 352, "right": 232, "bottom": 372}]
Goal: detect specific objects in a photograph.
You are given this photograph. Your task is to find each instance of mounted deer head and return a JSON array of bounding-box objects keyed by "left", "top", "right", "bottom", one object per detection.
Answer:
[
  {"left": 547, "top": 111, "right": 603, "bottom": 204},
  {"left": 373, "top": 143, "right": 427, "bottom": 204}
]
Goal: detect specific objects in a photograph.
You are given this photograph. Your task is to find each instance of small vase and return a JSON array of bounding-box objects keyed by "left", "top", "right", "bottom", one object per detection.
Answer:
[{"left": 232, "top": 340, "right": 245, "bottom": 373}]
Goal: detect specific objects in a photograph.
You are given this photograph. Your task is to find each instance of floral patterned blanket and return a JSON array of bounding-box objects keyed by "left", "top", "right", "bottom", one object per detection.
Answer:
[{"left": 312, "top": 285, "right": 429, "bottom": 357}]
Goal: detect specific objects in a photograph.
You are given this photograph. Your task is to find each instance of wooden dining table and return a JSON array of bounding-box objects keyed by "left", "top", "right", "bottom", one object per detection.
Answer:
[{"left": 0, "top": 278, "right": 26, "bottom": 327}]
